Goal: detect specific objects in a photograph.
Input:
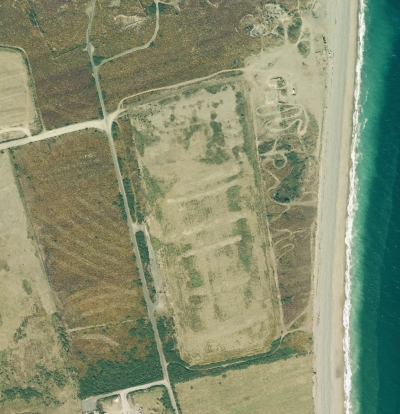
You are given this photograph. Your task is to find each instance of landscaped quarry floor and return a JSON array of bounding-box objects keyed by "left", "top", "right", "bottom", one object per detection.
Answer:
[{"left": 126, "top": 79, "right": 281, "bottom": 365}]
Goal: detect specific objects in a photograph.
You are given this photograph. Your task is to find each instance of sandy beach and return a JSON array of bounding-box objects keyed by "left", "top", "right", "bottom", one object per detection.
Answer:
[{"left": 313, "top": 0, "right": 359, "bottom": 413}]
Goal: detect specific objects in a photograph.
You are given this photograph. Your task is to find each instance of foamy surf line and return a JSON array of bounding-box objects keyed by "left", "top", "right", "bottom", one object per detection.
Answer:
[{"left": 344, "top": 0, "right": 367, "bottom": 412}]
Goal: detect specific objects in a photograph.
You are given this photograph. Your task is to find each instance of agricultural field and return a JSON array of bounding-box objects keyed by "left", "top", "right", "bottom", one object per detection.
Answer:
[
  {"left": 10, "top": 129, "right": 162, "bottom": 399},
  {"left": 98, "top": 0, "right": 261, "bottom": 112},
  {"left": 124, "top": 77, "right": 281, "bottom": 365},
  {"left": 0, "top": 151, "right": 80, "bottom": 414},
  {"left": 174, "top": 354, "right": 314, "bottom": 414},
  {"left": 127, "top": 386, "right": 174, "bottom": 414},
  {"left": 0, "top": 0, "right": 99, "bottom": 129},
  {"left": 0, "top": 47, "right": 42, "bottom": 141}
]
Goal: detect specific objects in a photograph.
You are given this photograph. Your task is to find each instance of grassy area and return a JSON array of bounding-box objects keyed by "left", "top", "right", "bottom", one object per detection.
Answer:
[
  {"left": 99, "top": 0, "right": 261, "bottom": 112},
  {"left": 127, "top": 385, "right": 174, "bottom": 414},
  {"left": 142, "top": 166, "right": 164, "bottom": 206},
  {"left": 181, "top": 256, "right": 203, "bottom": 288},
  {"left": 78, "top": 319, "right": 162, "bottom": 398},
  {"left": 287, "top": 17, "right": 302, "bottom": 44},
  {"left": 135, "top": 231, "right": 157, "bottom": 302},
  {"left": 234, "top": 218, "right": 253, "bottom": 270},
  {"left": 302, "top": 111, "right": 319, "bottom": 154},
  {"left": 136, "top": 231, "right": 150, "bottom": 266},
  {"left": 0, "top": 3, "right": 98, "bottom": 129},
  {"left": 113, "top": 116, "right": 148, "bottom": 224},
  {"left": 90, "top": 0, "right": 157, "bottom": 60},
  {"left": 273, "top": 152, "right": 307, "bottom": 203},
  {"left": 157, "top": 316, "right": 309, "bottom": 386},
  {"left": 175, "top": 354, "right": 314, "bottom": 414},
  {"left": 297, "top": 41, "right": 310, "bottom": 57},
  {"left": 11, "top": 130, "right": 156, "bottom": 399},
  {"left": 257, "top": 140, "right": 275, "bottom": 154},
  {"left": 201, "top": 120, "right": 230, "bottom": 165},
  {"left": 226, "top": 185, "right": 242, "bottom": 212},
  {"left": 123, "top": 178, "right": 136, "bottom": 222}
]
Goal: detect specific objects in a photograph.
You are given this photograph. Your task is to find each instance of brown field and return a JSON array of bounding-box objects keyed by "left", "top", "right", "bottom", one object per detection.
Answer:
[
  {"left": 90, "top": 0, "right": 157, "bottom": 60},
  {"left": 0, "top": 48, "right": 41, "bottom": 141},
  {"left": 0, "top": 0, "right": 99, "bottom": 129},
  {"left": 127, "top": 386, "right": 174, "bottom": 414},
  {"left": 0, "top": 151, "right": 80, "bottom": 414},
  {"left": 10, "top": 130, "right": 162, "bottom": 398},
  {"left": 125, "top": 78, "right": 281, "bottom": 365},
  {"left": 28, "top": 0, "right": 88, "bottom": 55},
  {"left": 98, "top": 0, "right": 261, "bottom": 112},
  {"left": 175, "top": 354, "right": 314, "bottom": 414}
]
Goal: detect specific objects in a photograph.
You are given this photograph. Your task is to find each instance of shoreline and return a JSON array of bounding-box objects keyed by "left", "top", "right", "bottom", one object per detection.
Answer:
[{"left": 313, "top": 0, "right": 359, "bottom": 413}]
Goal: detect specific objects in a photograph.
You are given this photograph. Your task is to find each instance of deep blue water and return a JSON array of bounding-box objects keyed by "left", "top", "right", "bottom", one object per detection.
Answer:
[{"left": 351, "top": 0, "right": 400, "bottom": 412}]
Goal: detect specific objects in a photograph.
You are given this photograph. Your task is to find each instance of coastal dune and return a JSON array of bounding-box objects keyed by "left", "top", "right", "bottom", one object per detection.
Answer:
[{"left": 313, "top": 0, "right": 359, "bottom": 413}]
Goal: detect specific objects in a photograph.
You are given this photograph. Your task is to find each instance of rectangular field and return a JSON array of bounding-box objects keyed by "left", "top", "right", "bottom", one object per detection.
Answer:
[
  {"left": 0, "top": 48, "right": 40, "bottom": 141},
  {"left": 127, "top": 78, "right": 281, "bottom": 365},
  {"left": 0, "top": 151, "right": 80, "bottom": 414},
  {"left": 10, "top": 130, "right": 162, "bottom": 398},
  {"left": 174, "top": 354, "right": 314, "bottom": 414}
]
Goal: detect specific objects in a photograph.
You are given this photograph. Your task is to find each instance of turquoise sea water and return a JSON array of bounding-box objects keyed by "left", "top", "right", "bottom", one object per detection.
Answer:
[{"left": 350, "top": 0, "right": 400, "bottom": 412}]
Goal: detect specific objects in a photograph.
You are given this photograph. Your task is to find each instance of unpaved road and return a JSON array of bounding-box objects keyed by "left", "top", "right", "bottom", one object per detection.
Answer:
[
  {"left": 85, "top": 1, "right": 179, "bottom": 412},
  {"left": 0, "top": 119, "right": 105, "bottom": 151}
]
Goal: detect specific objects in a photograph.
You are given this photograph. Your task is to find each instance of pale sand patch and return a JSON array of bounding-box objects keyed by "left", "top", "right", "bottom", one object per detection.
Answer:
[
  {"left": 175, "top": 355, "right": 313, "bottom": 414},
  {"left": 313, "top": 0, "right": 358, "bottom": 413},
  {"left": 0, "top": 49, "right": 40, "bottom": 141}
]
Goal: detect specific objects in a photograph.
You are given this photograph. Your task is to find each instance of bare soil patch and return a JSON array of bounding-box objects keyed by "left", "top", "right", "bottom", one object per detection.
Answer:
[{"left": 10, "top": 130, "right": 162, "bottom": 398}]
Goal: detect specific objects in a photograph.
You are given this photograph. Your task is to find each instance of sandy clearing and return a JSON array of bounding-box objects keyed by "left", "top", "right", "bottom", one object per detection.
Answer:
[{"left": 313, "top": 0, "right": 358, "bottom": 413}]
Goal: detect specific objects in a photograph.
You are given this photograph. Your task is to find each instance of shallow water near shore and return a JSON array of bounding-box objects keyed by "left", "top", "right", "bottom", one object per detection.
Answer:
[{"left": 350, "top": 0, "right": 400, "bottom": 412}]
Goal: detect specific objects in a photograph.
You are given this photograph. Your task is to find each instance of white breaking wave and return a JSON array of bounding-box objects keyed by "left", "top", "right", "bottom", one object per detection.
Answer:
[{"left": 344, "top": 0, "right": 367, "bottom": 413}]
